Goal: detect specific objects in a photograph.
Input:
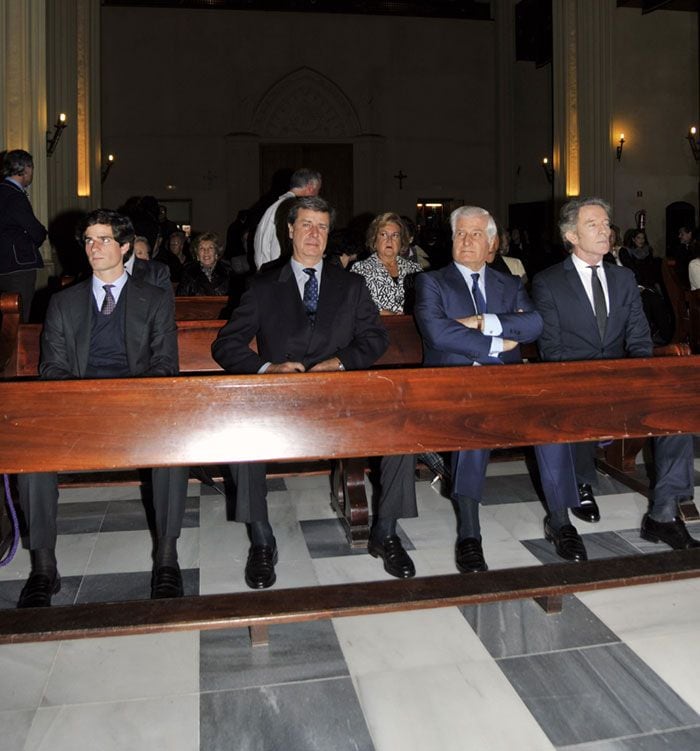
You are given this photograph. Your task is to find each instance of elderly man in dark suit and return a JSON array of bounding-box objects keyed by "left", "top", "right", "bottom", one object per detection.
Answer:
[
  {"left": 213, "top": 196, "right": 418, "bottom": 589},
  {"left": 17, "top": 209, "right": 189, "bottom": 608},
  {"left": 415, "top": 206, "right": 585, "bottom": 573},
  {"left": 0, "top": 150, "right": 47, "bottom": 321},
  {"left": 532, "top": 197, "right": 698, "bottom": 549}
]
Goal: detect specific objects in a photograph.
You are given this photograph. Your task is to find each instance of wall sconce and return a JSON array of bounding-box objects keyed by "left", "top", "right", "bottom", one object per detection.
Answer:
[
  {"left": 616, "top": 133, "right": 625, "bottom": 161},
  {"left": 101, "top": 154, "right": 115, "bottom": 184},
  {"left": 542, "top": 157, "right": 553, "bottom": 184},
  {"left": 46, "top": 113, "right": 67, "bottom": 157},
  {"left": 687, "top": 126, "right": 699, "bottom": 161}
]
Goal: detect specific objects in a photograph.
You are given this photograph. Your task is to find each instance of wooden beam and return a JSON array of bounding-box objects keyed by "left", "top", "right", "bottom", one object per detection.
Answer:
[{"left": 0, "top": 550, "right": 698, "bottom": 645}]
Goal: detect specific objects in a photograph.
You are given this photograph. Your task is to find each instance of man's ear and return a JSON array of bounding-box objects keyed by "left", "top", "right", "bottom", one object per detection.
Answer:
[
  {"left": 564, "top": 229, "right": 578, "bottom": 247},
  {"left": 288, "top": 224, "right": 294, "bottom": 238},
  {"left": 120, "top": 243, "right": 130, "bottom": 258}
]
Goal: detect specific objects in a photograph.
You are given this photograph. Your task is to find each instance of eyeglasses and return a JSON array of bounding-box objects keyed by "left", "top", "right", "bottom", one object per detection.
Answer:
[{"left": 379, "top": 231, "right": 401, "bottom": 240}]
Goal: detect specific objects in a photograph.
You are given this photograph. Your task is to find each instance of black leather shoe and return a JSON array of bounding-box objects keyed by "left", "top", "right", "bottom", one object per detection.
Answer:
[
  {"left": 544, "top": 517, "right": 587, "bottom": 561},
  {"left": 571, "top": 483, "right": 600, "bottom": 523},
  {"left": 151, "top": 565, "right": 184, "bottom": 599},
  {"left": 245, "top": 544, "right": 278, "bottom": 589},
  {"left": 368, "top": 535, "right": 416, "bottom": 578},
  {"left": 17, "top": 571, "right": 61, "bottom": 608},
  {"left": 640, "top": 514, "right": 700, "bottom": 550},
  {"left": 455, "top": 537, "right": 488, "bottom": 573}
]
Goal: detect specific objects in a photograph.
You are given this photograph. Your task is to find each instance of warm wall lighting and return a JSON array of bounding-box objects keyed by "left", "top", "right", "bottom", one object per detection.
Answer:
[
  {"left": 542, "top": 157, "right": 553, "bottom": 184},
  {"left": 46, "top": 113, "right": 67, "bottom": 156},
  {"left": 687, "top": 126, "right": 699, "bottom": 161},
  {"left": 616, "top": 133, "right": 625, "bottom": 161},
  {"left": 101, "top": 154, "right": 115, "bottom": 184}
]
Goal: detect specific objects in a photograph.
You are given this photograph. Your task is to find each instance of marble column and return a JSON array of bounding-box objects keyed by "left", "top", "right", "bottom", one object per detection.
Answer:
[{"left": 552, "top": 0, "right": 615, "bottom": 203}]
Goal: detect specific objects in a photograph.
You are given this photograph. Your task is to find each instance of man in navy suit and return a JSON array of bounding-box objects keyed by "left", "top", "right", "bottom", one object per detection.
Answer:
[
  {"left": 17, "top": 210, "right": 189, "bottom": 608},
  {"left": 213, "top": 196, "right": 418, "bottom": 588},
  {"left": 415, "top": 206, "right": 585, "bottom": 573},
  {"left": 533, "top": 197, "right": 698, "bottom": 549}
]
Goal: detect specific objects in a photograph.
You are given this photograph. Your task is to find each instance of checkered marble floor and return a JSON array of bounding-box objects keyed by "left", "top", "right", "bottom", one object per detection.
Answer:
[{"left": 2, "top": 453, "right": 700, "bottom": 751}]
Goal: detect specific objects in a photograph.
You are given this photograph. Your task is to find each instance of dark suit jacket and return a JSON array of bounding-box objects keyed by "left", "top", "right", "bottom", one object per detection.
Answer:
[
  {"left": 532, "top": 255, "right": 652, "bottom": 361},
  {"left": 414, "top": 262, "right": 542, "bottom": 366},
  {"left": 0, "top": 179, "right": 47, "bottom": 274},
  {"left": 212, "top": 260, "right": 388, "bottom": 373},
  {"left": 39, "top": 276, "right": 178, "bottom": 379}
]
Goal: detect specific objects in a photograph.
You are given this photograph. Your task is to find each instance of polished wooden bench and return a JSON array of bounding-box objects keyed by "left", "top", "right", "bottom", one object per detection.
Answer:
[
  {"left": 0, "top": 357, "right": 698, "bottom": 646},
  {"left": 174, "top": 295, "right": 229, "bottom": 320}
]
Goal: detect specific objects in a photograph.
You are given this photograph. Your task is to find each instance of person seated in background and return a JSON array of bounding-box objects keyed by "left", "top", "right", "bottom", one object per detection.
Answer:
[
  {"left": 324, "top": 228, "right": 362, "bottom": 269},
  {"left": 400, "top": 216, "right": 431, "bottom": 269},
  {"left": 176, "top": 232, "right": 232, "bottom": 297},
  {"left": 489, "top": 226, "right": 527, "bottom": 283},
  {"left": 603, "top": 224, "right": 624, "bottom": 266},
  {"left": 157, "top": 229, "right": 189, "bottom": 283},
  {"left": 132, "top": 235, "right": 151, "bottom": 261},
  {"left": 671, "top": 225, "right": 699, "bottom": 287},
  {"left": 351, "top": 212, "right": 423, "bottom": 315}
]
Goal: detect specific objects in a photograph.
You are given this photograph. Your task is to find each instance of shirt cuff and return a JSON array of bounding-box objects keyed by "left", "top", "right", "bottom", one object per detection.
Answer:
[
  {"left": 258, "top": 362, "right": 271, "bottom": 374},
  {"left": 482, "top": 314, "right": 502, "bottom": 336},
  {"left": 489, "top": 337, "right": 504, "bottom": 356}
]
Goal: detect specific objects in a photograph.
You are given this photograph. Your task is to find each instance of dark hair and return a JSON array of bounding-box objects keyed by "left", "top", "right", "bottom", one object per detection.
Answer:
[
  {"left": 325, "top": 229, "right": 363, "bottom": 259},
  {"left": 287, "top": 196, "right": 335, "bottom": 228},
  {"left": 290, "top": 168, "right": 322, "bottom": 190},
  {"left": 623, "top": 227, "right": 647, "bottom": 248},
  {"left": 2, "top": 149, "right": 33, "bottom": 178},
  {"left": 78, "top": 209, "right": 135, "bottom": 247}
]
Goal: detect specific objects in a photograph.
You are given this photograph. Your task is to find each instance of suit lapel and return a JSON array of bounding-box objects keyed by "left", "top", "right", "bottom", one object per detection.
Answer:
[
  {"left": 124, "top": 279, "right": 149, "bottom": 372},
  {"left": 73, "top": 282, "right": 94, "bottom": 376},
  {"left": 445, "top": 263, "right": 478, "bottom": 315},
  {"left": 483, "top": 267, "right": 506, "bottom": 313}
]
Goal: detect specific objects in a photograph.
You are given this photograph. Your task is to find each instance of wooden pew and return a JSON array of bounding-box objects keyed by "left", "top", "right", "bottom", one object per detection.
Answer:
[
  {"left": 174, "top": 295, "right": 228, "bottom": 321},
  {"left": 0, "top": 358, "right": 698, "bottom": 646},
  {"left": 3, "top": 290, "right": 696, "bottom": 530}
]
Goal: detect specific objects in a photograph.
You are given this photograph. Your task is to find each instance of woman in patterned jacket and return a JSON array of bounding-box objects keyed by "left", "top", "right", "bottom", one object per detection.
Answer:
[{"left": 351, "top": 212, "right": 422, "bottom": 315}]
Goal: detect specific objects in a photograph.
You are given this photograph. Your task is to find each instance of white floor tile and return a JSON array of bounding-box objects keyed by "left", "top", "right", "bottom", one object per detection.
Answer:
[
  {"left": 0, "top": 642, "right": 60, "bottom": 711},
  {"left": 24, "top": 694, "right": 198, "bottom": 751},
  {"left": 356, "top": 662, "right": 554, "bottom": 751},
  {"left": 43, "top": 632, "right": 199, "bottom": 706}
]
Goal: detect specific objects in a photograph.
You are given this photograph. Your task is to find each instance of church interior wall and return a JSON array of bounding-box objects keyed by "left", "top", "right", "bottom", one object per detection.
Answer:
[
  {"left": 612, "top": 7, "right": 699, "bottom": 252},
  {"left": 100, "top": 7, "right": 497, "bottom": 236}
]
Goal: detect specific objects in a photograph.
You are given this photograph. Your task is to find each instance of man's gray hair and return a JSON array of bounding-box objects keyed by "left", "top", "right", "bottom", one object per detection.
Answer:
[
  {"left": 290, "top": 168, "right": 322, "bottom": 190},
  {"left": 449, "top": 206, "right": 497, "bottom": 241},
  {"left": 559, "top": 197, "right": 612, "bottom": 244}
]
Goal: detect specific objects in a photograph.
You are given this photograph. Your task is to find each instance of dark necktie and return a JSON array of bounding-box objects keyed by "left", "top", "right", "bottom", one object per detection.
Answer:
[
  {"left": 588, "top": 265, "right": 607, "bottom": 339},
  {"left": 471, "top": 273, "right": 487, "bottom": 314},
  {"left": 101, "top": 284, "right": 116, "bottom": 316},
  {"left": 302, "top": 268, "right": 318, "bottom": 322}
]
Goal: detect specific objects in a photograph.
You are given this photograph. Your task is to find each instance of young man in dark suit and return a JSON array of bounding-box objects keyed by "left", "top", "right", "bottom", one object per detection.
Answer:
[
  {"left": 17, "top": 209, "right": 189, "bottom": 608},
  {"left": 415, "top": 206, "right": 586, "bottom": 573},
  {"left": 532, "top": 197, "right": 698, "bottom": 549},
  {"left": 213, "top": 196, "right": 418, "bottom": 588}
]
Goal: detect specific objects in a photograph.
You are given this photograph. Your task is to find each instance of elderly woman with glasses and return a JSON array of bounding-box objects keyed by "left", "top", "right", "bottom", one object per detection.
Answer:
[
  {"left": 176, "top": 232, "right": 232, "bottom": 297},
  {"left": 351, "top": 212, "right": 422, "bottom": 315}
]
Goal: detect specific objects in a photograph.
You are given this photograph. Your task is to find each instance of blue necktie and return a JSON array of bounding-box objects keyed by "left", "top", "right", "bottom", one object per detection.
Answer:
[
  {"left": 302, "top": 268, "right": 318, "bottom": 322},
  {"left": 589, "top": 265, "right": 607, "bottom": 340},
  {"left": 471, "top": 273, "right": 487, "bottom": 314}
]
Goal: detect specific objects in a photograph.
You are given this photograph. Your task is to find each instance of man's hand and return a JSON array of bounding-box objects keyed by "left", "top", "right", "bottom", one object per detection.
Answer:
[
  {"left": 502, "top": 339, "right": 518, "bottom": 351},
  {"left": 267, "top": 361, "right": 306, "bottom": 373},
  {"left": 456, "top": 315, "right": 481, "bottom": 330},
  {"left": 308, "top": 357, "right": 343, "bottom": 372}
]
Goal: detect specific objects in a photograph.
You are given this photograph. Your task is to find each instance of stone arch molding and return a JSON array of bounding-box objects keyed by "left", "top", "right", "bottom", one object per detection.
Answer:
[{"left": 252, "top": 68, "right": 361, "bottom": 139}]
